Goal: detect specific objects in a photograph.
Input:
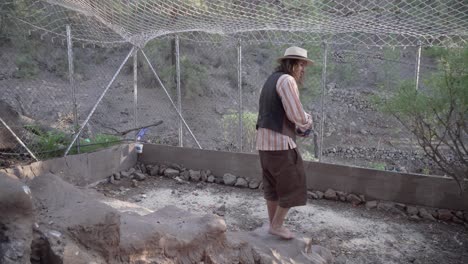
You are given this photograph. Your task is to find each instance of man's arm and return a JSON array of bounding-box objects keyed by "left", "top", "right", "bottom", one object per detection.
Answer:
[{"left": 276, "top": 75, "right": 313, "bottom": 132}]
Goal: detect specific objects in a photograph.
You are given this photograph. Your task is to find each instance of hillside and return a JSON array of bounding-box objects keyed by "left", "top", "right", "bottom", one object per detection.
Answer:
[{"left": 0, "top": 36, "right": 445, "bottom": 174}]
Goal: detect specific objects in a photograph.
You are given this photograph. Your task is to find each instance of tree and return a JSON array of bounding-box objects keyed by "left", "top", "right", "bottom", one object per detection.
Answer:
[{"left": 379, "top": 46, "right": 467, "bottom": 192}]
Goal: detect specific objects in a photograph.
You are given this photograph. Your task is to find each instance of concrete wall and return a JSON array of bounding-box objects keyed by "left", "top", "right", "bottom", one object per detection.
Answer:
[
  {"left": 140, "top": 144, "right": 468, "bottom": 211},
  {"left": 1, "top": 144, "right": 137, "bottom": 186}
]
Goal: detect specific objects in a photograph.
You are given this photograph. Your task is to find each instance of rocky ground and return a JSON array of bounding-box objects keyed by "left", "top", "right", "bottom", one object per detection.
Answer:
[{"left": 95, "top": 163, "right": 468, "bottom": 264}]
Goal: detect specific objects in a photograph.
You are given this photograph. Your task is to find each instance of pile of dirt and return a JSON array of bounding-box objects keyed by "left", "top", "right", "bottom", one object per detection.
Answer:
[{"left": 1, "top": 172, "right": 334, "bottom": 263}]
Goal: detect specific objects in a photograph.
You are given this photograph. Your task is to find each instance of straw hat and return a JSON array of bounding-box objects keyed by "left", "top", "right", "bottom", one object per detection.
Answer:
[{"left": 277, "top": 46, "right": 314, "bottom": 65}]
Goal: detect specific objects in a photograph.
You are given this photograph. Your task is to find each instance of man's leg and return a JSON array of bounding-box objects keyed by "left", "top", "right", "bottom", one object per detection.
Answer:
[
  {"left": 268, "top": 206, "right": 294, "bottom": 239},
  {"left": 266, "top": 199, "right": 278, "bottom": 224}
]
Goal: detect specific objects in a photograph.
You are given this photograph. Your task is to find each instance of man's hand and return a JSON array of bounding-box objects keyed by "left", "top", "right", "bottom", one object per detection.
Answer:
[{"left": 296, "top": 127, "right": 311, "bottom": 137}]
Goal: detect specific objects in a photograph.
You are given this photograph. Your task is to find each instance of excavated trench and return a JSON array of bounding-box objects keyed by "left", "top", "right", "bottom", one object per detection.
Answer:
[{"left": 1, "top": 144, "right": 467, "bottom": 264}]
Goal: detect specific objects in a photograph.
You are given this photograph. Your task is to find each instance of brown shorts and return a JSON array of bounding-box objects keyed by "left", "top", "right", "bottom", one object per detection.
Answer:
[{"left": 258, "top": 148, "right": 307, "bottom": 208}]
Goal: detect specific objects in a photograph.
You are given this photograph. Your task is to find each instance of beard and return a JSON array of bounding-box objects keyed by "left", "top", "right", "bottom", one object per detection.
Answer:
[{"left": 294, "top": 71, "right": 305, "bottom": 86}]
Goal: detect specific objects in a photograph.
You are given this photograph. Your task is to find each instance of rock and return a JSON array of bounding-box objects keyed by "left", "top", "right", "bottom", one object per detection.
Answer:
[
  {"left": 223, "top": 173, "right": 237, "bottom": 186},
  {"left": 248, "top": 180, "right": 260, "bottom": 189},
  {"left": 133, "top": 172, "right": 146, "bottom": 181},
  {"left": 120, "top": 171, "right": 131, "bottom": 178},
  {"left": 409, "top": 215, "right": 421, "bottom": 221},
  {"left": 138, "top": 163, "right": 147, "bottom": 174},
  {"left": 455, "top": 211, "right": 463, "bottom": 219},
  {"left": 128, "top": 167, "right": 136, "bottom": 174},
  {"left": 316, "top": 191, "right": 324, "bottom": 199},
  {"left": 336, "top": 191, "right": 347, "bottom": 202},
  {"left": 310, "top": 245, "right": 334, "bottom": 264},
  {"left": 395, "top": 203, "right": 406, "bottom": 211},
  {"left": 259, "top": 182, "right": 263, "bottom": 190},
  {"left": 158, "top": 165, "right": 167, "bottom": 176},
  {"left": 108, "top": 175, "right": 115, "bottom": 184},
  {"left": 308, "top": 191, "right": 318, "bottom": 200},
  {"left": 235, "top": 178, "right": 248, "bottom": 188},
  {"left": 113, "top": 172, "right": 121, "bottom": 181},
  {"left": 207, "top": 175, "right": 216, "bottom": 183},
  {"left": 131, "top": 180, "right": 138, "bottom": 187},
  {"left": 189, "top": 170, "right": 201, "bottom": 181},
  {"left": 464, "top": 212, "right": 468, "bottom": 222},
  {"left": 213, "top": 205, "right": 226, "bottom": 216},
  {"left": 366, "top": 201, "right": 378, "bottom": 209},
  {"left": 359, "top": 194, "right": 365, "bottom": 202},
  {"left": 0, "top": 173, "right": 34, "bottom": 264},
  {"left": 180, "top": 170, "right": 190, "bottom": 181},
  {"left": 324, "top": 189, "right": 338, "bottom": 201},
  {"left": 145, "top": 164, "right": 153, "bottom": 172},
  {"left": 360, "top": 129, "right": 368, "bottom": 135},
  {"left": 149, "top": 165, "right": 160, "bottom": 176},
  {"left": 169, "top": 163, "right": 182, "bottom": 171},
  {"left": 377, "top": 201, "right": 395, "bottom": 211},
  {"left": 346, "top": 194, "right": 361, "bottom": 205},
  {"left": 164, "top": 168, "right": 180, "bottom": 178},
  {"left": 174, "top": 177, "right": 184, "bottom": 184},
  {"left": 438, "top": 209, "right": 453, "bottom": 221},
  {"left": 406, "top": 206, "right": 419, "bottom": 216},
  {"left": 452, "top": 216, "right": 464, "bottom": 224},
  {"left": 200, "top": 170, "right": 210, "bottom": 182},
  {"left": 419, "top": 208, "right": 436, "bottom": 221}
]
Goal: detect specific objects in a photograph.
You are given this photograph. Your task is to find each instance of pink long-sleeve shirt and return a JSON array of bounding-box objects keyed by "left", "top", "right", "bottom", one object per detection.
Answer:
[{"left": 256, "top": 74, "right": 312, "bottom": 151}]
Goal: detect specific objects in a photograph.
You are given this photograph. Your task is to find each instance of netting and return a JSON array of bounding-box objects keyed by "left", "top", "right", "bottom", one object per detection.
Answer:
[{"left": 1, "top": 0, "right": 467, "bottom": 47}]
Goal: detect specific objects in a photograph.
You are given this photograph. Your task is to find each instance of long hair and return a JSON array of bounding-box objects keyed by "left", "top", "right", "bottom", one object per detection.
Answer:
[{"left": 275, "top": 59, "right": 304, "bottom": 85}]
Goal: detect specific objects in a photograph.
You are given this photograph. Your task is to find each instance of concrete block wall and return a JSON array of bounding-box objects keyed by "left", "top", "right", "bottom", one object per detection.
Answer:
[
  {"left": 1, "top": 144, "right": 137, "bottom": 186},
  {"left": 139, "top": 144, "right": 468, "bottom": 211}
]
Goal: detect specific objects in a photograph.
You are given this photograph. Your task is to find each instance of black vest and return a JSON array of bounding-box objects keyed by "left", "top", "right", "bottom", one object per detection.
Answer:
[{"left": 256, "top": 72, "right": 296, "bottom": 141}]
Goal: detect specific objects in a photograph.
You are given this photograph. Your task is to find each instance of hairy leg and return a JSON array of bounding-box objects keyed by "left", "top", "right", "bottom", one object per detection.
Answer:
[{"left": 266, "top": 200, "right": 278, "bottom": 224}]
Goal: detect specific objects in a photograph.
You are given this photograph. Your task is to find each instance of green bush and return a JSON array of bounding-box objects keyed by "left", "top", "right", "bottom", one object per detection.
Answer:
[
  {"left": 222, "top": 111, "right": 258, "bottom": 152},
  {"left": 375, "top": 46, "right": 468, "bottom": 190},
  {"left": 28, "top": 127, "right": 122, "bottom": 159}
]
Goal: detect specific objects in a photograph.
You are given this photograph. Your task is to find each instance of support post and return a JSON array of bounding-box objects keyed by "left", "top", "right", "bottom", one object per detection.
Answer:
[
  {"left": 140, "top": 49, "right": 202, "bottom": 149},
  {"left": 66, "top": 25, "right": 79, "bottom": 153},
  {"left": 415, "top": 42, "right": 422, "bottom": 90},
  {"left": 175, "top": 36, "right": 183, "bottom": 147},
  {"left": 237, "top": 39, "right": 243, "bottom": 152},
  {"left": 0, "top": 117, "right": 38, "bottom": 161},
  {"left": 64, "top": 46, "right": 135, "bottom": 156},
  {"left": 133, "top": 49, "right": 138, "bottom": 141},
  {"left": 319, "top": 41, "right": 328, "bottom": 162}
]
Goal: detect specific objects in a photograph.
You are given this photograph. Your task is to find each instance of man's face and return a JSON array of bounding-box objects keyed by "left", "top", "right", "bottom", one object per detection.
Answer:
[{"left": 294, "top": 60, "right": 307, "bottom": 83}]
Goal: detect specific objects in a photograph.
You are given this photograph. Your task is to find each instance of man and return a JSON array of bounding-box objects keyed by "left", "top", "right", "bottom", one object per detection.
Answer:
[{"left": 256, "top": 46, "right": 313, "bottom": 240}]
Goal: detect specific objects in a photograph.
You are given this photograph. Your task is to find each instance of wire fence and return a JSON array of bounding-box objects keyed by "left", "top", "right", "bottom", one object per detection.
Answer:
[{"left": 0, "top": 29, "right": 460, "bottom": 176}]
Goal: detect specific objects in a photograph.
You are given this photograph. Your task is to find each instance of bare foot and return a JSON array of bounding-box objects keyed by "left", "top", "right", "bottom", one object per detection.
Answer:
[{"left": 268, "top": 226, "right": 295, "bottom": 240}]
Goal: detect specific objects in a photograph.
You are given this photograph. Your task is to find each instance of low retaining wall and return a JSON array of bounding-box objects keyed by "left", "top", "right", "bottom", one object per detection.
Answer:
[
  {"left": 1, "top": 144, "right": 137, "bottom": 186},
  {"left": 139, "top": 144, "right": 468, "bottom": 211}
]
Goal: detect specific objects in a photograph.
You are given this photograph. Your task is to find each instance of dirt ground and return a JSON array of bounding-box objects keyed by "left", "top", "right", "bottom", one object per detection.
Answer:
[{"left": 96, "top": 175, "right": 468, "bottom": 264}]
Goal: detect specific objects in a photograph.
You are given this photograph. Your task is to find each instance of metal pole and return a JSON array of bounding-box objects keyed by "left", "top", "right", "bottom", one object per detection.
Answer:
[
  {"left": 415, "top": 42, "right": 422, "bottom": 90},
  {"left": 133, "top": 49, "right": 138, "bottom": 141},
  {"left": 237, "top": 39, "right": 243, "bottom": 152},
  {"left": 66, "top": 25, "right": 79, "bottom": 153},
  {"left": 64, "top": 46, "right": 135, "bottom": 156},
  {"left": 140, "top": 49, "right": 202, "bottom": 149},
  {"left": 175, "top": 36, "right": 183, "bottom": 147},
  {"left": 319, "top": 42, "right": 328, "bottom": 162},
  {"left": 0, "top": 117, "right": 38, "bottom": 161}
]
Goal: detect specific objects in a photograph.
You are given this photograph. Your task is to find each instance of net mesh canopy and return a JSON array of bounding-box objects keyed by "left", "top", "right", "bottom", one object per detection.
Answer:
[{"left": 1, "top": 0, "right": 467, "bottom": 47}]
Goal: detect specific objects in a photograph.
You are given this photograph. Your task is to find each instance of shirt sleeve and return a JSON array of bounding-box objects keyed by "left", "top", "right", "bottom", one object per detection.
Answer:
[{"left": 276, "top": 75, "right": 313, "bottom": 131}]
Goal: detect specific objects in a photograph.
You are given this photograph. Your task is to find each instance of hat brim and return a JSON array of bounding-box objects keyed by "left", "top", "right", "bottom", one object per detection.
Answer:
[{"left": 277, "top": 55, "right": 314, "bottom": 65}]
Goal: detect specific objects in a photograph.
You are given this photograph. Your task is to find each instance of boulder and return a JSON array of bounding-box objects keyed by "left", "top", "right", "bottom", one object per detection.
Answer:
[
  {"left": 164, "top": 168, "right": 180, "bottom": 178},
  {"left": 233, "top": 178, "right": 247, "bottom": 188},
  {"left": 0, "top": 173, "right": 34, "bottom": 264},
  {"left": 324, "top": 189, "right": 337, "bottom": 201},
  {"left": 223, "top": 173, "right": 237, "bottom": 186},
  {"left": 189, "top": 170, "right": 201, "bottom": 181}
]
